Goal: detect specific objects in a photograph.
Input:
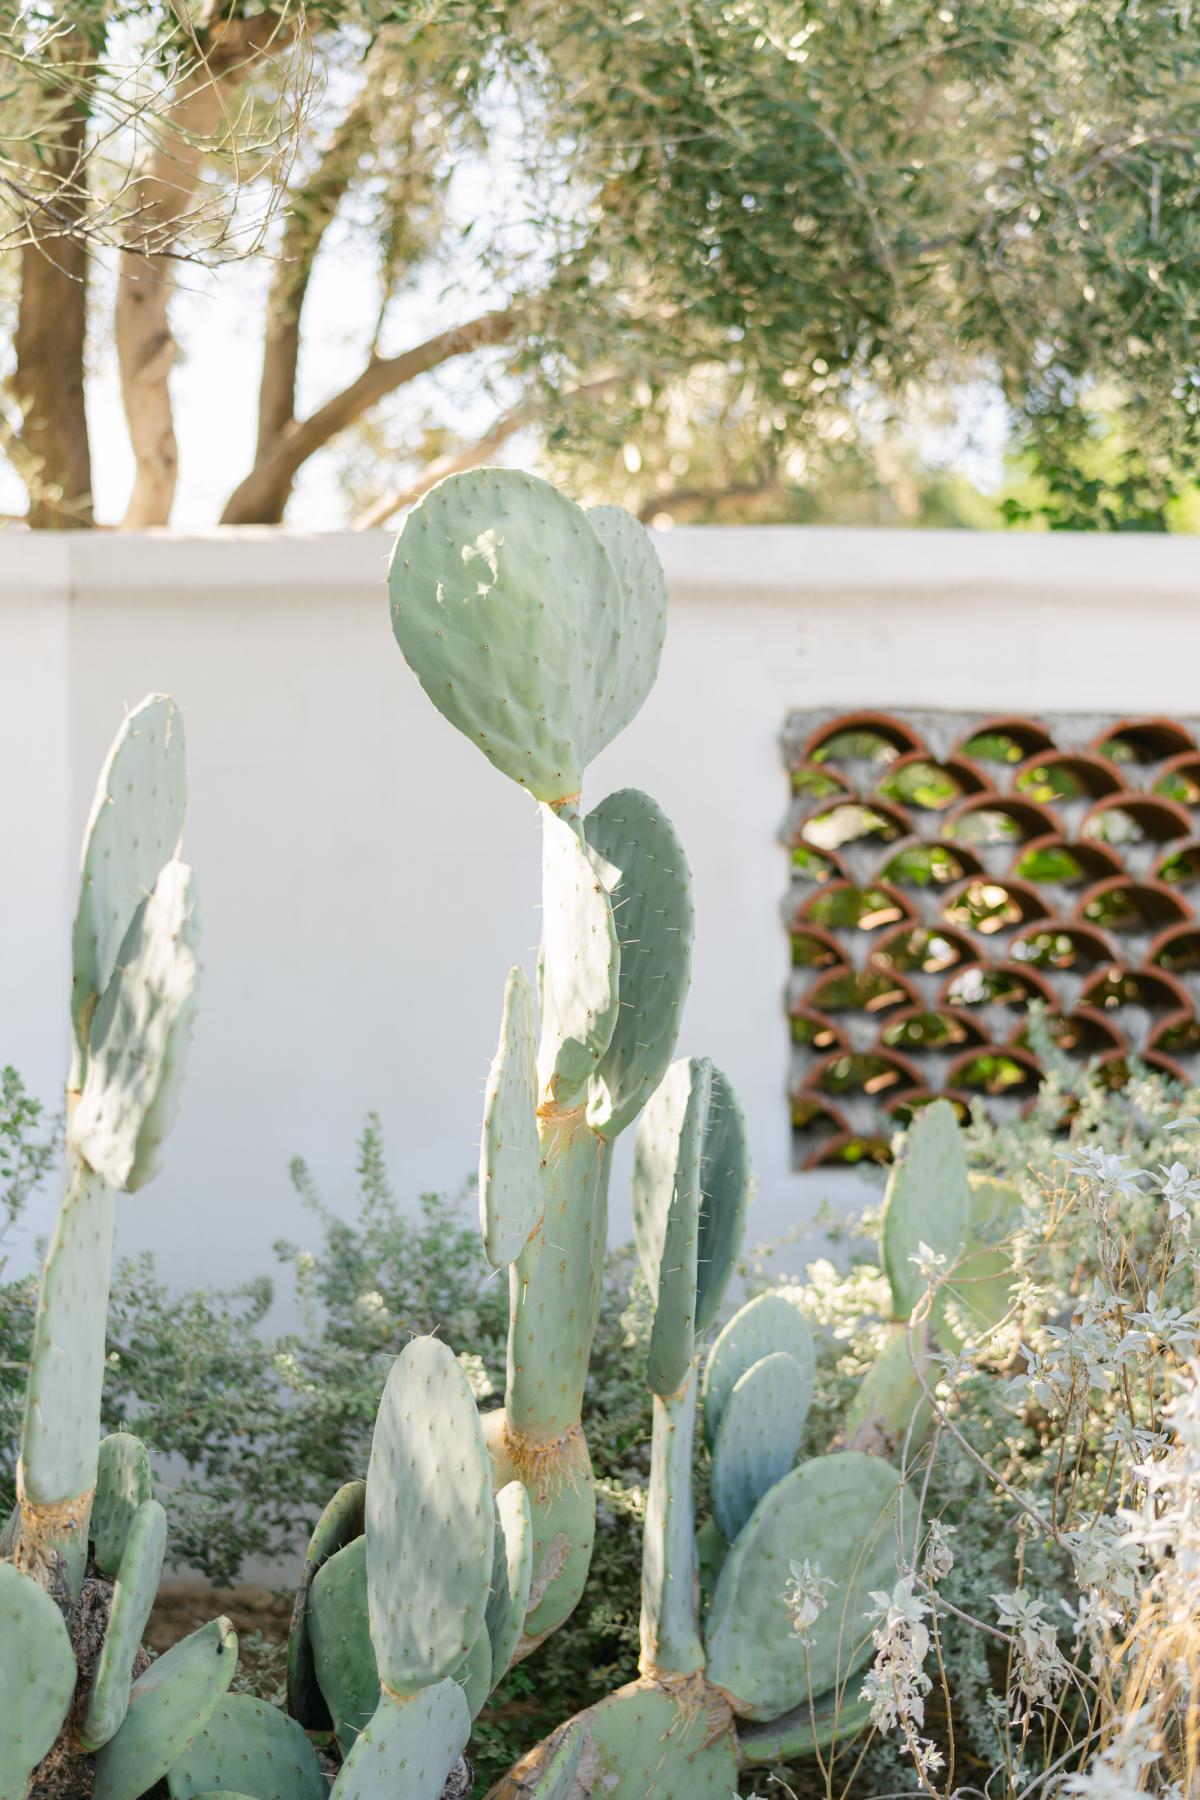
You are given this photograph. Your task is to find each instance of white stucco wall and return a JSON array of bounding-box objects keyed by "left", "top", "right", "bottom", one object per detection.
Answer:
[{"left": 2, "top": 527, "right": 1198, "bottom": 1300}]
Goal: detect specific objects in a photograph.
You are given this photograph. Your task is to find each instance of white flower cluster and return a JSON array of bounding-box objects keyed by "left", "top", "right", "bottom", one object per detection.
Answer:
[
  {"left": 861, "top": 1575, "right": 943, "bottom": 1780},
  {"left": 992, "top": 1589, "right": 1067, "bottom": 1724}
]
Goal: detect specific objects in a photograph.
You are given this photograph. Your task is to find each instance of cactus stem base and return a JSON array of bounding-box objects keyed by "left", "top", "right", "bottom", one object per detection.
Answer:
[{"left": 10, "top": 1462, "right": 94, "bottom": 1611}]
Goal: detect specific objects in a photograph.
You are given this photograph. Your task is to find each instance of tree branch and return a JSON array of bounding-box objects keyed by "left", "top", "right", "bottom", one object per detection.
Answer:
[{"left": 219, "top": 305, "right": 521, "bottom": 524}]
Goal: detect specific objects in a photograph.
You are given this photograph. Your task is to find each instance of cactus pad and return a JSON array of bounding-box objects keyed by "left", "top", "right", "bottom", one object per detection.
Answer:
[
  {"left": 287, "top": 1478, "right": 365, "bottom": 1731},
  {"left": 308, "top": 1536, "right": 377, "bottom": 1754},
  {"left": 328, "top": 1682, "right": 470, "bottom": 1800},
  {"left": 92, "top": 1431, "right": 154, "bottom": 1576},
  {"left": 584, "top": 506, "right": 668, "bottom": 763},
  {"left": 166, "top": 1694, "right": 326, "bottom": 1800},
  {"left": 20, "top": 1162, "right": 115, "bottom": 1507},
  {"left": 485, "top": 1480, "right": 533, "bottom": 1689},
  {"left": 634, "top": 1059, "right": 747, "bottom": 1395},
  {"left": 522, "top": 1724, "right": 583, "bottom": 1799},
  {"left": 571, "top": 1681, "right": 738, "bottom": 1799},
  {"left": 738, "top": 1685, "right": 875, "bottom": 1765},
  {"left": 640, "top": 1372, "right": 703, "bottom": 1676},
  {"left": 365, "top": 1338, "right": 494, "bottom": 1693},
  {"left": 932, "top": 1172, "right": 1021, "bottom": 1349},
  {"left": 880, "top": 1098, "right": 970, "bottom": 1322},
  {"left": 704, "top": 1452, "right": 903, "bottom": 1719},
  {"left": 844, "top": 1324, "right": 933, "bottom": 1458},
  {"left": 0, "top": 1561, "right": 76, "bottom": 1800},
  {"left": 480, "top": 967, "right": 541, "bottom": 1265},
  {"left": 388, "top": 469, "right": 625, "bottom": 801},
  {"left": 73, "top": 859, "right": 201, "bottom": 1194},
  {"left": 71, "top": 694, "right": 186, "bottom": 1055},
  {"left": 94, "top": 1616, "right": 238, "bottom": 1800},
  {"left": 585, "top": 789, "right": 693, "bottom": 1140},
  {"left": 536, "top": 808, "right": 620, "bottom": 1106},
  {"left": 453, "top": 1626, "right": 492, "bottom": 1718},
  {"left": 80, "top": 1498, "right": 168, "bottom": 1750},
  {"left": 702, "top": 1289, "right": 815, "bottom": 1451},
  {"left": 710, "top": 1351, "right": 810, "bottom": 1542}
]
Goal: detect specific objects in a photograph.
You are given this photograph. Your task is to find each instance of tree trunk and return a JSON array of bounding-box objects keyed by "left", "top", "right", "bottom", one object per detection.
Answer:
[
  {"left": 249, "top": 92, "right": 373, "bottom": 522},
  {"left": 11, "top": 44, "right": 93, "bottom": 528},
  {"left": 115, "top": 13, "right": 288, "bottom": 529},
  {"left": 219, "top": 307, "right": 518, "bottom": 524}
]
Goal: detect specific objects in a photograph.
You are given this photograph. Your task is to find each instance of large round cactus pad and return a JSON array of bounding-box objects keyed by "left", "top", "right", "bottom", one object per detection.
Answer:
[
  {"left": 167, "top": 1693, "right": 326, "bottom": 1800},
  {"left": 702, "top": 1289, "right": 814, "bottom": 1450},
  {"left": 881, "top": 1097, "right": 970, "bottom": 1322},
  {"left": 389, "top": 469, "right": 625, "bottom": 801},
  {"left": 710, "top": 1351, "right": 810, "bottom": 1542},
  {"left": 585, "top": 790, "right": 693, "bottom": 1141},
  {"left": 738, "top": 1684, "right": 875, "bottom": 1765},
  {"left": 705, "top": 1452, "right": 903, "bottom": 1720},
  {"left": 328, "top": 1682, "right": 470, "bottom": 1800},
  {"left": 80, "top": 1497, "right": 168, "bottom": 1750},
  {"left": 0, "top": 1561, "right": 76, "bottom": 1800},
  {"left": 365, "top": 1338, "right": 493, "bottom": 1691},
  {"left": 92, "top": 1431, "right": 153, "bottom": 1576},
  {"left": 72, "top": 694, "right": 186, "bottom": 1053},
  {"left": 287, "top": 1477, "right": 365, "bottom": 1729},
  {"left": 94, "top": 1616, "right": 237, "bottom": 1800},
  {"left": 308, "top": 1536, "right": 377, "bottom": 1755}
]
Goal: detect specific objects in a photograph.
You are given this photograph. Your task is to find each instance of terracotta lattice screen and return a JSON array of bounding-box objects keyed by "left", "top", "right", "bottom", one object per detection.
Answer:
[{"left": 784, "top": 709, "right": 1200, "bottom": 1168}]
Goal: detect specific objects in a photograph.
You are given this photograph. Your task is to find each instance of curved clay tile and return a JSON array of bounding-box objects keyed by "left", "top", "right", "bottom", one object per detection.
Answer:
[
  {"left": 788, "top": 1005, "right": 850, "bottom": 1053},
  {"left": 788, "top": 844, "right": 851, "bottom": 886},
  {"left": 877, "top": 1005, "right": 989, "bottom": 1052},
  {"left": 798, "top": 879, "right": 915, "bottom": 935},
  {"left": 1079, "top": 965, "right": 1192, "bottom": 1016},
  {"left": 1012, "top": 834, "right": 1125, "bottom": 886},
  {"left": 874, "top": 749, "right": 994, "bottom": 811},
  {"left": 805, "top": 965, "right": 920, "bottom": 1016},
  {"left": 794, "top": 796, "right": 912, "bottom": 852},
  {"left": 1073, "top": 875, "right": 1191, "bottom": 934},
  {"left": 1013, "top": 750, "right": 1124, "bottom": 803},
  {"left": 878, "top": 835, "right": 985, "bottom": 887},
  {"left": 790, "top": 1093, "right": 850, "bottom": 1137},
  {"left": 940, "top": 875, "right": 1051, "bottom": 936},
  {"left": 870, "top": 921, "right": 978, "bottom": 976},
  {"left": 805, "top": 1131, "right": 892, "bottom": 1170},
  {"left": 788, "top": 922, "right": 851, "bottom": 971},
  {"left": 952, "top": 715, "right": 1056, "bottom": 760},
  {"left": 1007, "top": 1006, "right": 1126, "bottom": 1056},
  {"left": 1146, "top": 921, "right": 1200, "bottom": 974},
  {"left": 1153, "top": 752, "right": 1200, "bottom": 806},
  {"left": 1092, "top": 717, "right": 1198, "bottom": 763},
  {"left": 1081, "top": 793, "right": 1193, "bottom": 845},
  {"left": 1156, "top": 840, "right": 1200, "bottom": 886},
  {"left": 789, "top": 762, "right": 856, "bottom": 803},
  {"left": 802, "top": 711, "right": 926, "bottom": 763},
  {"left": 942, "top": 794, "right": 1061, "bottom": 845},
  {"left": 939, "top": 960, "right": 1058, "bottom": 1010},
  {"left": 1094, "top": 1048, "right": 1192, "bottom": 1090},
  {"left": 1148, "top": 1010, "right": 1200, "bottom": 1060},
  {"left": 947, "top": 1043, "right": 1042, "bottom": 1097},
  {"left": 803, "top": 1045, "right": 926, "bottom": 1099},
  {"left": 883, "top": 1086, "right": 973, "bottom": 1126},
  {"left": 1009, "top": 919, "right": 1119, "bottom": 972}
]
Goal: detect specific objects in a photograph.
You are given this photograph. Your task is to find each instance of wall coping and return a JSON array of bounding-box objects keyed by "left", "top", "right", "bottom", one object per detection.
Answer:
[{"left": 2, "top": 525, "right": 1198, "bottom": 602}]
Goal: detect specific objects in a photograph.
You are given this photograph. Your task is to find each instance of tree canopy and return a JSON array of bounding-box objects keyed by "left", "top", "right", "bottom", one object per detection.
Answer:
[{"left": 3, "top": 0, "right": 1198, "bottom": 528}]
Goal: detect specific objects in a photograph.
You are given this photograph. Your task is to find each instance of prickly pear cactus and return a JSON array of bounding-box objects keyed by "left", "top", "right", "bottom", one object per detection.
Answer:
[{"left": 389, "top": 470, "right": 691, "bottom": 1647}]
